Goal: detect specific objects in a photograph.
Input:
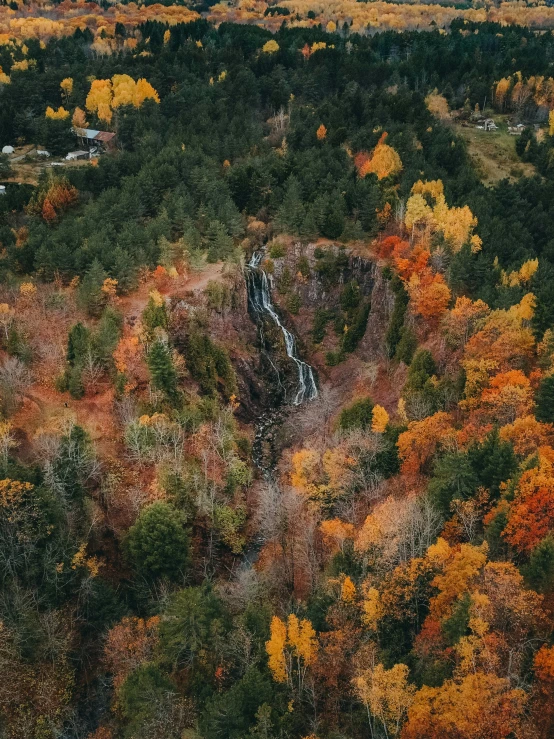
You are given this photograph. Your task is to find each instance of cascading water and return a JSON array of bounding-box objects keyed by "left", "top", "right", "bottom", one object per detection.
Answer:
[
  {"left": 247, "top": 250, "right": 318, "bottom": 406},
  {"left": 241, "top": 249, "right": 319, "bottom": 563}
]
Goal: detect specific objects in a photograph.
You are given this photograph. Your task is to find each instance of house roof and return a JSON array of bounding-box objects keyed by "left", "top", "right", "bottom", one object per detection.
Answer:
[
  {"left": 75, "top": 128, "right": 99, "bottom": 139},
  {"left": 94, "top": 131, "right": 116, "bottom": 142},
  {"left": 74, "top": 128, "right": 116, "bottom": 142}
]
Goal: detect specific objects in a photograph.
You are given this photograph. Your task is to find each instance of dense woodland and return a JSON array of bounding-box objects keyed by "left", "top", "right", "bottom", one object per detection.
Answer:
[{"left": 4, "top": 10, "right": 554, "bottom": 739}]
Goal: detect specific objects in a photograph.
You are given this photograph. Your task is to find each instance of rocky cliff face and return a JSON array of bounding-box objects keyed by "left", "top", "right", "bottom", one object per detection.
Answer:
[
  {"left": 184, "top": 242, "right": 398, "bottom": 434},
  {"left": 266, "top": 240, "right": 396, "bottom": 368}
]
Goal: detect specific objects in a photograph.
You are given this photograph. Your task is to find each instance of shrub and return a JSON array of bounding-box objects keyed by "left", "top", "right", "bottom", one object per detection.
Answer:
[
  {"left": 338, "top": 396, "right": 374, "bottom": 431},
  {"left": 268, "top": 241, "right": 286, "bottom": 258}
]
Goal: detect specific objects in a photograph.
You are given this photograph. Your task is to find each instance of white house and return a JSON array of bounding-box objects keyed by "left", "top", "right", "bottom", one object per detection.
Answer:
[{"left": 0, "top": 186, "right": 6, "bottom": 196}]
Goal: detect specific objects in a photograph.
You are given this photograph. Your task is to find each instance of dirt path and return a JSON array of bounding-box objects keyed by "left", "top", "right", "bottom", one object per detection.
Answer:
[{"left": 119, "top": 261, "right": 225, "bottom": 324}]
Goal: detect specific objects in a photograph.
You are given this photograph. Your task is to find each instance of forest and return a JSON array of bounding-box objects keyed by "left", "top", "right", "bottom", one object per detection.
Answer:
[{"left": 3, "top": 6, "right": 554, "bottom": 739}]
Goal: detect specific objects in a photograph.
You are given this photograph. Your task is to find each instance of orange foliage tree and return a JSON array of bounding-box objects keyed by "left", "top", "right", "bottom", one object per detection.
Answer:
[
  {"left": 397, "top": 412, "right": 456, "bottom": 475},
  {"left": 402, "top": 672, "right": 526, "bottom": 739},
  {"left": 503, "top": 450, "right": 554, "bottom": 553}
]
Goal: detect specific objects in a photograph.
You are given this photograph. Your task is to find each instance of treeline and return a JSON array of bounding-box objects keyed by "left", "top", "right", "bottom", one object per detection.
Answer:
[
  {"left": 2, "top": 20, "right": 554, "bottom": 325},
  {"left": 0, "top": 20, "right": 544, "bottom": 287}
]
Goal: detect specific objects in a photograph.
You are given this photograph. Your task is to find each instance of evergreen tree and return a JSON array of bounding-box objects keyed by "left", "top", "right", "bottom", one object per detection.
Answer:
[
  {"left": 142, "top": 294, "right": 169, "bottom": 337},
  {"left": 159, "top": 585, "right": 229, "bottom": 687},
  {"left": 125, "top": 501, "right": 189, "bottom": 581},
  {"left": 200, "top": 668, "right": 275, "bottom": 739},
  {"left": 467, "top": 429, "right": 517, "bottom": 501},
  {"left": 147, "top": 339, "right": 179, "bottom": 399},
  {"left": 338, "top": 396, "right": 373, "bottom": 431},
  {"left": 523, "top": 536, "right": 554, "bottom": 593},
  {"left": 78, "top": 260, "right": 107, "bottom": 317},
  {"left": 405, "top": 349, "right": 437, "bottom": 391},
  {"left": 94, "top": 308, "right": 123, "bottom": 367},
  {"left": 66, "top": 322, "right": 91, "bottom": 366},
  {"left": 535, "top": 374, "right": 554, "bottom": 424},
  {"left": 206, "top": 221, "right": 234, "bottom": 263},
  {"left": 428, "top": 451, "right": 477, "bottom": 514},
  {"left": 276, "top": 177, "right": 305, "bottom": 234},
  {"left": 61, "top": 322, "right": 91, "bottom": 399},
  {"left": 0, "top": 154, "right": 12, "bottom": 179}
]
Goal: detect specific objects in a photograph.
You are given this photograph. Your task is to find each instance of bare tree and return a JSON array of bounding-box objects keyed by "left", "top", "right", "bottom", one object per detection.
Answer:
[{"left": 0, "top": 356, "right": 32, "bottom": 415}]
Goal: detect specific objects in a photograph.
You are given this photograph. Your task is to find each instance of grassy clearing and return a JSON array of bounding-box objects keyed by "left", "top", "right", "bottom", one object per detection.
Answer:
[
  {"left": 452, "top": 114, "right": 537, "bottom": 186},
  {"left": 4, "top": 145, "right": 95, "bottom": 185}
]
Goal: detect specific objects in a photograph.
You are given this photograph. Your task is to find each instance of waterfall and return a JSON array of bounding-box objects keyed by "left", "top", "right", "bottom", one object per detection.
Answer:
[{"left": 247, "top": 250, "right": 318, "bottom": 406}]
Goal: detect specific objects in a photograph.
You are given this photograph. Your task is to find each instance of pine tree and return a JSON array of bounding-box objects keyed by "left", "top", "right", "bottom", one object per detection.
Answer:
[
  {"left": 67, "top": 366, "right": 85, "bottom": 399},
  {"left": 112, "top": 248, "right": 137, "bottom": 293},
  {"left": 67, "top": 323, "right": 91, "bottom": 366},
  {"left": 206, "top": 221, "right": 234, "bottom": 263},
  {"left": 94, "top": 308, "right": 123, "bottom": 367},
  {"left": 523, "top": 536, "right": 554, "bottom": 593},
  {"left": 79, "top": 260, "right": 107, "bottom": 317},
  {"left": 276, "top": 177, "right": 305, "bottom": 234},
  {"left": 147, "top": 340, "right": 179, "bottom": 399},
  {"left": 536, "top": 374, "right": 554, "bottom": 424},
  {"left": 125, "top": 501, "right": 189, "bottom": 580}
]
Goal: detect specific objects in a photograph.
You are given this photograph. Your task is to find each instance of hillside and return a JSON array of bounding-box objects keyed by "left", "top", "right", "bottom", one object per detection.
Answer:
[{"left": 3, "top": 13, "right": 554, "bottom": 739}]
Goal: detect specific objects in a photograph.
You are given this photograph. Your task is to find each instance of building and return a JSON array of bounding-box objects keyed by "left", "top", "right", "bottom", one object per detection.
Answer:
[
  {"left": 0, "top": 186, "right": 6, "bottom": 196},
  {"left": 73, "top": 128, "right": 116, "bottom": 152},
  {"left": 66, "top": 150, "right": 91, "bottom": 161},
  {"left": 1, "top": 145, "right": 14, "bottom": 155},
  {"left": 474, "top": 118, "right": 498, "bottom": 131},
  {"left": 508, "top": 123, "right": 526, "bottom": 135}
]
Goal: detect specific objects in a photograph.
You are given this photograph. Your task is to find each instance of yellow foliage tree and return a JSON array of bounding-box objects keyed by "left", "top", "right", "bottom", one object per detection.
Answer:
[
  {"left": 60, "top": 77, "right": 73, "bottom": 99},
  {"left": 361, "top": 584, "right": 384, "bottom": 630},
  {"left": 360, "top": 136, "right": 402, "bottom": 180},
  {"left": 266, "top": 614, "right": 318, "bottom": 689},
  {"left": 320, "top": 518, "right": 355, "bottom": 552},
  {"left": 372, "top": 405, "right": 389, "bottom": 433},
  {"left": 262, "top": 39, "right": 279, "bottom": 54},
  {"left": 353, "top": 662, "right": 415, "bottom": 738},
  {"left": 341, "top": 575, "right": 357, "bottom": 603},
  {"left": 402, "top": 672, "right": 525, "bottom": 739},
  {"left": 45, "top": 106, "right": 70, "bottom": 120},
  {"left": 0, "top": 478, "right": 33, "bottom": 509},
  {"left": 405, "top": 180, "right": 479, "bottom": 251},
  {"left": 425, "top": 90, "right": 450, "bottom": 120},
  {"left": 404, "top": 193, "right": 434, "bottom": 231},
  {"left": 72, "top": 107, "right": 88, "bottom": 129},
  {"left": 86, "top": 79, "right": 113, "bottom": 123},
  {"left": 86, "top": 75, "right": 159, "bottom": 125},
  {"left": 266, "top": 616, "right": 287, "bottom": 683}
]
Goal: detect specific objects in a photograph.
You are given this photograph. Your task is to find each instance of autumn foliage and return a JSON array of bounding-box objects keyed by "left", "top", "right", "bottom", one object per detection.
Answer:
[{"left": 85, "top": 74, "right": 160, "bottom": 124}]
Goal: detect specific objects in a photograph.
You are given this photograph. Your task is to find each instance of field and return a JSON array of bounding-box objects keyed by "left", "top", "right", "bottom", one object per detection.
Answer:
[
  {"left": 452, "top": 115, "right": 537, "bottom": 185},
  {"left": 3, "top": 145, "right": 95, "bottom": 185}
]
